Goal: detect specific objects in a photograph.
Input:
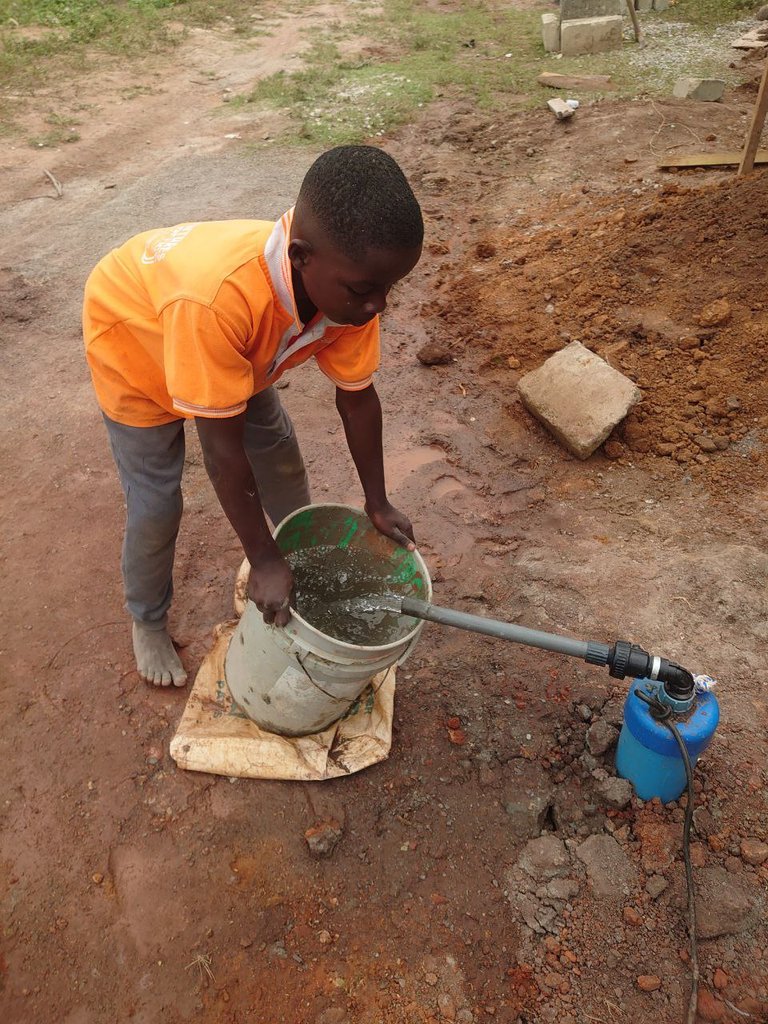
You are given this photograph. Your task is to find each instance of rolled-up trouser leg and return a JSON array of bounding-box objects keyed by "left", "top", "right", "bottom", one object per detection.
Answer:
[
  {"left": 102, "top": 414, "right": 186, "bottom": 629},
  {"left": 243, "top": 387, "right": 311, "bottom": 526}
]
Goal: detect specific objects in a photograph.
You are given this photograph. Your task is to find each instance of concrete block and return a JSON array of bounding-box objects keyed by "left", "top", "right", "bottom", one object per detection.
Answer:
[
  {"left": 672, "top": 77, "right": 725, "bottom": 102},
  {"left": 560, "top": 15, "right": 623, "bottom": 57},
  {"left": 517, "top": 342, "right": 641, "bottom": 459},
  {"left": 653, "top": 0, "right": 670, "bottom": 10},
  {"left": 561, "top": 0, "right": 622, "bottom": 18},
  {"left": 635, "top": 0, "right": 653, "bottom": 11},
  {"left": 547, "top": 97, "right": 575, "bottom": 119},
  {"left": 541, "top": 12, "right": 561, "bottom": 53}
]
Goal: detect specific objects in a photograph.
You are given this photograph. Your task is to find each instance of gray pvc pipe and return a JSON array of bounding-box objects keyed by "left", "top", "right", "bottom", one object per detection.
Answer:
[{"left": 401, "top": 597, "right": 590, "bottom": 660}]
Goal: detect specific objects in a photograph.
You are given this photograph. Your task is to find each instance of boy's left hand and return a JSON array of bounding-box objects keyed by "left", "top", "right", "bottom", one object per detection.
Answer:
[{"left": 366, "top": 501, "right": 416, "bottom": 552}]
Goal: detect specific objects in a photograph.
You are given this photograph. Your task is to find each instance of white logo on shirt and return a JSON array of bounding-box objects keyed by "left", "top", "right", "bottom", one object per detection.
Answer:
[{"left": 141, "top": 223, "right": 197, "bottom": 265}]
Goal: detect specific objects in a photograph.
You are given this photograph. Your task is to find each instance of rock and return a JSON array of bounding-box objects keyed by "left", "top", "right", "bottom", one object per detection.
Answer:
[
  {"left": 635, "top": 818, "right": 679, "bottom": 873},
  {"left": 740, "top": 838, "right": 768, "bottom": 865},
  {"left": 547, "top": 98, "right": 575, "bottom": 121},
  {"left": 417, "top": 343, "right": 454, "bottom": 366},
  {"left": 696, "top": 988, "right": 727, "bottom": 1021},
  {"left": 713, "top": 968, "right": 728, "bottom": 990},
  {"left": 437, "top": 992, "right": 456, "bottom": 1020},
  {"left": 695, "top": 435, "right": 718, "bottom": 453},
  {"left": 759, "top": 4, "right": 768, "bottom": 17},
  {"left": 507, "top": 355, "right": 521, "bottom": 369},
  {"left": 509, "top": 892, "right": 545, "bottom": 931},
  {"left": 424, "top": 972, "right": 438, "bottom": 986},
  {"left": 318, "top": 930, "right": 332, "bottom": 944},
  {"left": 304, "top": 820, "right": 343, "bottom": 859},
  {"left": 518, "top": 342, "right": 641, "bottom": 459},
  {"left": 635, "top": 0, "right": 653, "bottom": 10},
  {"left": 503, "top": 766, "right": 555, "bottom": 839},
  {"left": 576, "top": 835, "right": 637, "bottom": 897},
  {"left": 595, "top": 776, "right": 633, "bottom": 810},
  {"left": 601, "top": 700, "right": 624, "bottom": 729},
  {"left": 586, "top": 720, "right": 618, "bottom": 756},
  {"left": 456, "top": 1012, "right": 474, "bottom": 1024},
  {"left": 541, "top": 12, "right": 560, "bottom": 53},
  {"left": 696, "top": 866, "right": 755, "bottom": 939},
  {"left": 603, "top": 439, "right": 624, "bottom": 459},
  {"left": 673, "top": 78, "right": 725, "bottom": 103},
  {"left": 623, "top": 906, "right": 642, "bottom": 926},
  {"left": 697, "top": 298, "right": 731, "bottom": 328},
  {"left": 560, "top": 15, "right": 623, "bottom": 56},
  {"left": 561, "top": 0, "right": 622, "bottom": 17},
  {"left": 519, "top": 836, "right": 571, "bottom": 879},
  {"left": 653, "top": 0, "right": 669, "bottom": 9},
  {"left": 636, "top": 975, "right": 661, "bottom": 992},
  {"left": 546, "top": 877, "right": 579, "bottom": 900},
  {"left": 646, "top": 875, "right": 668, "bottom": 899}
]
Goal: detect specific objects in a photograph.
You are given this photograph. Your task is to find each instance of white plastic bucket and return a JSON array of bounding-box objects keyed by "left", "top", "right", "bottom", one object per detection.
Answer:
[{"left": 224, "top": 504, "right": 432, "bottom": 736}]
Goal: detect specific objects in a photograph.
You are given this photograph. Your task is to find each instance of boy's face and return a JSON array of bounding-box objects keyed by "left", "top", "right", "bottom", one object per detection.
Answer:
[{"left": 289, "top": 237, "right": 422, "bottom": 328}]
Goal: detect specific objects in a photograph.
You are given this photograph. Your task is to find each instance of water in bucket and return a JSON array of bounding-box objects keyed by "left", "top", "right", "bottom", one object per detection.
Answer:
[{"left": 287, "top": 544, "right": 414, "bottom": 646}]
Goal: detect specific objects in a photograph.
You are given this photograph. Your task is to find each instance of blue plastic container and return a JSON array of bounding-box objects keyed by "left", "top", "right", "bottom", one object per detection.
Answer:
[{"left": 615, "top": 680, "right": 720, "bottom": 803}]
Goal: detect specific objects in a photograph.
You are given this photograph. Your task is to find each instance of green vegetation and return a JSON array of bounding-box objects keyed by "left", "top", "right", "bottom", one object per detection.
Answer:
[
  {"left": 1, "top": 0, "right": 761, "bottom": 144},
  {"left": 0, "top": 0, "right": 264, "bottom": 91},
  {"left": 674, "top": 0, "right": 762, "bottom": 27},
  {"left": 241, "top": 0, "right": 541, "bottom": 144}
]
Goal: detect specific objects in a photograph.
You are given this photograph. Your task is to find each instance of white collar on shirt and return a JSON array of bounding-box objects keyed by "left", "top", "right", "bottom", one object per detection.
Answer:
[{"left": 263, "top": 208, "right": 345, "bottom": 377}]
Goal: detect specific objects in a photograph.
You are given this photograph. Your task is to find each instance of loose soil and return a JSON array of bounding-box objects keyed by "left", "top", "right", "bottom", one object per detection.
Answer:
[{"left": 2, "top": 7, "right": 768, "bottom": 1024}]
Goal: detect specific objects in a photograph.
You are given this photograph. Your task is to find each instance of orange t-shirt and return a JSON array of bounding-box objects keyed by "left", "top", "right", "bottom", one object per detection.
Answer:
[{"left": 83, "top": 210, "right": 380, "bottom": 427}]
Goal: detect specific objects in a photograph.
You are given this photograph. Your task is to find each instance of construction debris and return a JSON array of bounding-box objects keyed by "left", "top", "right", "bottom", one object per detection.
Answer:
[
  {"left": 517, "top": 342, "right": 641, "bottom": 460},
  {"left": 560, "top": 15, "right": 623, "bottom": 57},
  {"left": 547, "top": 98, "right": 576, "bottom": 120},
  {"left": 673, "top": 77, "right": 725, "bottom": 102},
  {"left": 541, "top": 12, "right": 560, "bottom": 53}
]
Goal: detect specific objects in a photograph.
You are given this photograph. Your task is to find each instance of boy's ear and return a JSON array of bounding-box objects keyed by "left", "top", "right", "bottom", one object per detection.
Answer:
[{"left": 288, "top": 238, "right": 313, "bottom": 271}]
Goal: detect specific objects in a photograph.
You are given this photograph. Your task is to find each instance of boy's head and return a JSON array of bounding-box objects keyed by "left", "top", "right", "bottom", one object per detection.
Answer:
[{"left": 289, "top": 146, "right": 423, "bottom": 327}]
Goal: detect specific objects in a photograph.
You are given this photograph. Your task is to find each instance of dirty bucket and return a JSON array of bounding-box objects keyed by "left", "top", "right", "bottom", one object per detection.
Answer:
[{"left": 224, "top": 504, "right": 432, "bottom": 736}]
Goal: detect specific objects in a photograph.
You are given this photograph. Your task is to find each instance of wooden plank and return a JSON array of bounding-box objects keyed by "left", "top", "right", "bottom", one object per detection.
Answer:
[
  {"left": 732, "top": 37, "right": 768, "bottom": 50},
  {"left": 658, "top": 150, "right": 768, "bottom": 169},
  {"left": 739, "top": 56, "right": 768, "bottom": 175},
  {"left": 537, "top": 72, "right": 615, "bottom": 91}
]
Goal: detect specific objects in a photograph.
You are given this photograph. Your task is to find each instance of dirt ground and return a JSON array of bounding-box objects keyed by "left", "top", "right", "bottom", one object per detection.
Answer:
[{"left": 2, "top": 5, "right": 768, "bottom": 1024}]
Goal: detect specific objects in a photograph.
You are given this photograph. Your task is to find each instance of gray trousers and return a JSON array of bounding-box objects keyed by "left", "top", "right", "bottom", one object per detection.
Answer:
[{"left": 104, "top": 387, "right": 310, "bottom": 628}]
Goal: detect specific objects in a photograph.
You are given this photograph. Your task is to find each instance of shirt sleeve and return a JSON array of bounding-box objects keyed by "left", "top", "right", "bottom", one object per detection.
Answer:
[
  {"left": 314, "top": 318, "right": 380, "bottom": 392},
  {"left": 161, "top": 299, "right": 254, "bottom": 418}
]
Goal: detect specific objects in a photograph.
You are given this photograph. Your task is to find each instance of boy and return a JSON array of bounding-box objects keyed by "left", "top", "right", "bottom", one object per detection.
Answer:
[{"left": 84, "top": 145, "right": 423, "bottom": 688}]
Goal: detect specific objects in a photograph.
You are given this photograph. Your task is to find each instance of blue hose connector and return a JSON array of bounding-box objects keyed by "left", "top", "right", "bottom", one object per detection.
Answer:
[{"left": 616, "top": 679, "right": 720, "bottom": 803}]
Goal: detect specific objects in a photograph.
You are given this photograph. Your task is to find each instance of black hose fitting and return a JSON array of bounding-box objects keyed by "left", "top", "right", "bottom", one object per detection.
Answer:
[{"left": 606, "top": 641, "right": 695, "bottom": 704}]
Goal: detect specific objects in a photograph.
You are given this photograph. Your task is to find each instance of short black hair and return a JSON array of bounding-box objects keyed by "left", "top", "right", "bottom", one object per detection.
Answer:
[{"left": 297, "top": 145, "right": 423, "bottom": 258}]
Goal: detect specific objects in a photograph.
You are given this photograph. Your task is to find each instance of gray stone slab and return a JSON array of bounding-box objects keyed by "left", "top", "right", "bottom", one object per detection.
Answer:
[
  {"left": 673, "top": 77, "right": 725, "bottom": 102},
  {"left": 635, "top": 0, "right": 653, "bottom": 11},
  {"left": 653, "top": 0, "right": 670, "bottom": 10},
  {"left": 560, "top": 15, "right": 623, "bottom": 56},
  {"left": 561, "top": 0, "right": 622, "bottom": 18},
  {"left": 517, "top": 341, "right": 641, "bottom": 459},
  {"left": 541, "top": 12, "right": 561, "bottom": 53}
]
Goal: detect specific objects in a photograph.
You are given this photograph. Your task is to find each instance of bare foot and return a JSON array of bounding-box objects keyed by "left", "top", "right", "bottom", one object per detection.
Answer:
[{"left": 132, "top": 621, "right": 187, "bottom": 687}]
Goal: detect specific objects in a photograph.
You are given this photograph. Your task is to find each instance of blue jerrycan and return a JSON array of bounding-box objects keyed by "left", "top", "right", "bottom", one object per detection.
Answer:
[{"left": 615, "top": 679, "right": 720, "bottom": 803}]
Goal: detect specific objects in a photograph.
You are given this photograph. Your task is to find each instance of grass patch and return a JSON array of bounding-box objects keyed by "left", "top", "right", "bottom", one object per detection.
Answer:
[
  {"left": 241, "top": 0, "right": 541, "bottom": 144},
  {"left": 672, "top": 0, "right": 762, "bottom": 26},
  {"left": 0, "top": 0, "right": 268, "bottom": 92}
]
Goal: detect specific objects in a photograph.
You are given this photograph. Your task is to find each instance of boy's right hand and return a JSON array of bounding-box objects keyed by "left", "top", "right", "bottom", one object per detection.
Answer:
[{"left": 247, "top": 551, "right": 294, "bottom": 627}]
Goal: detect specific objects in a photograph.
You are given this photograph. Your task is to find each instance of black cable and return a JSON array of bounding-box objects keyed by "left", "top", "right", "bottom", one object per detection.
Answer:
[
  {"left": 634, "top": 690, "right": 699, "bottom": 1024},
  {"left": 665, "top": 716, "right": 699, "bottom": 1024}
]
